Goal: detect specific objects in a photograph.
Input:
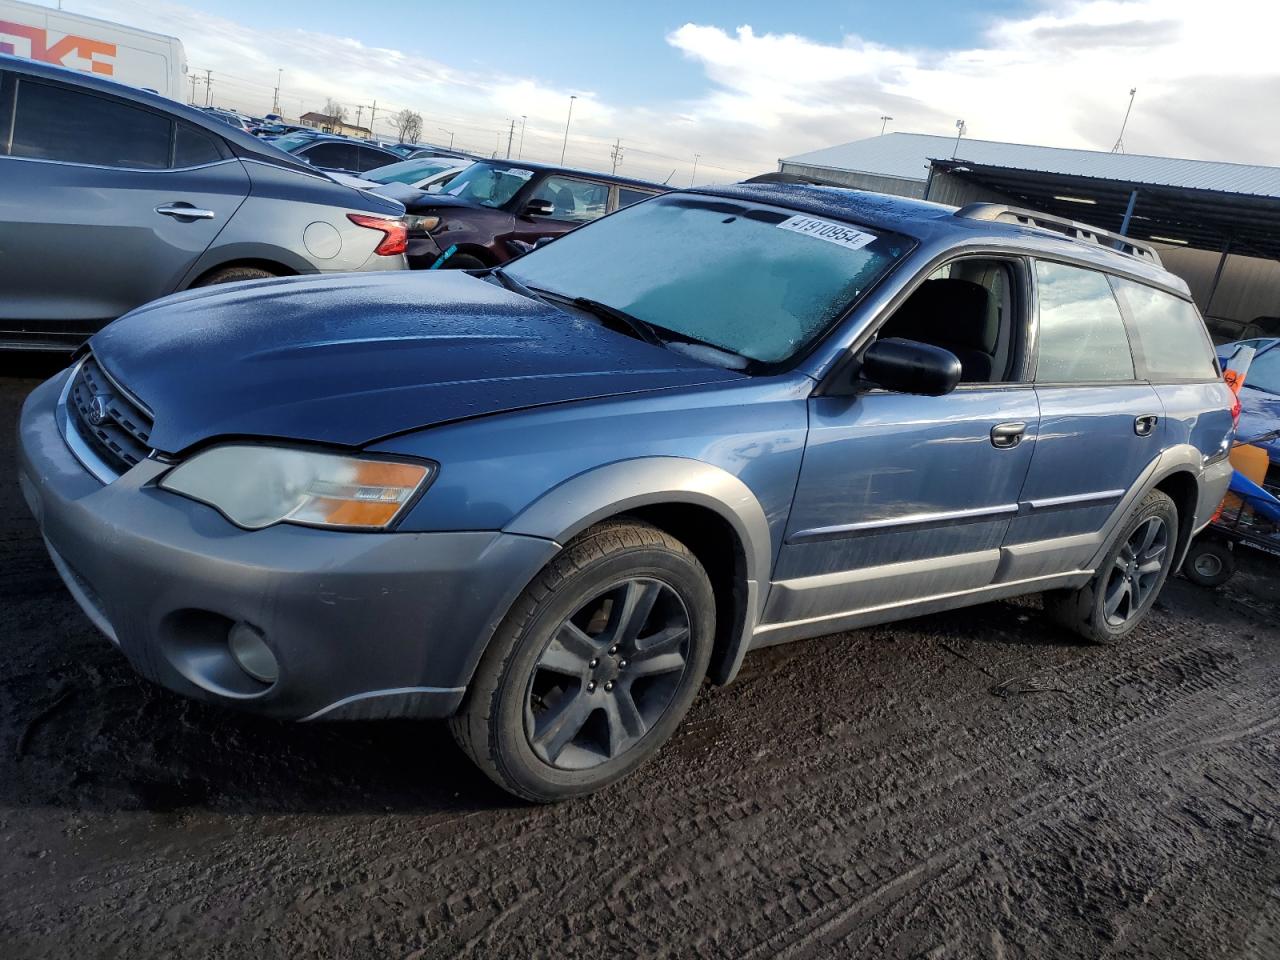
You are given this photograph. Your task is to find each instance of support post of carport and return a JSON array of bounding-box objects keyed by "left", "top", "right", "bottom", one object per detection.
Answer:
[
  {"left": 1205, "top": 236, "right": 1234, "bottom": 317},
  {"left": 1118, "top": 189, "right": 1139, "bottom": 237}
]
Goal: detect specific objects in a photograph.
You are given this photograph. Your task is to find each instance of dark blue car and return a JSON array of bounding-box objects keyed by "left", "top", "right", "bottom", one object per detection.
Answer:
[
  {"left": 18, "top": 187, "right": 1235, "bottom": 800},
  {"left": 1222, "top": 339, "right": 1280, "bottom": 477}
]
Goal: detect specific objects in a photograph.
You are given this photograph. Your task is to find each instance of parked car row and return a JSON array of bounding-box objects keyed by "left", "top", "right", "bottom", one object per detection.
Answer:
[{"left": 0, "top": 54, "right": 409, "bottom": 349}]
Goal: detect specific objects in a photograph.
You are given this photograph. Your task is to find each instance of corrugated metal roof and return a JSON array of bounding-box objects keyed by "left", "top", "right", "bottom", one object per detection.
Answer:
[{"left": 784, "top": 133, "right": 1280, "bottom": 199}]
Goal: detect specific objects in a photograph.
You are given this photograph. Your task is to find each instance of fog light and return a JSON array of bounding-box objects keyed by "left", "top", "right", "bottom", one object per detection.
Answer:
[{"left": 227, "top": 622, "right": 278, "bottom": 685}]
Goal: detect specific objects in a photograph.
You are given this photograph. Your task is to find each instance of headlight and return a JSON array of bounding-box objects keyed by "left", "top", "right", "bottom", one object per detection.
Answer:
[
  {"left": 160, "top": 445, "right": 435, "bottom": 531},
  {"left": 403, "top": 214, "right": 440, "bottom": 234}
]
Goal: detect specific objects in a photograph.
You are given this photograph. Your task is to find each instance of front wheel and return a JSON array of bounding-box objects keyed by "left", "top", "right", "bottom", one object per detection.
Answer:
[
  {"left": 450, "top": 519, "right": 715, "bottom": 802},
  {"left": 1044, "top": 489, "right": 1179, "bottom": 644}
]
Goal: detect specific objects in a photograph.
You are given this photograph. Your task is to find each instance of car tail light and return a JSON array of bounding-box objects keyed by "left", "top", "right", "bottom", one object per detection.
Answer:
[{"left": 347, "top": 214, "right": 408, "bottom": 256}]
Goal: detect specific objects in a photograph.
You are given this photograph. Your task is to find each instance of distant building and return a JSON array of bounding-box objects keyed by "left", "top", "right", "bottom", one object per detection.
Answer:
[
  {"left": 299, "top": 111, "right": 370, "bottom": 139},
  {"left": 780, "top": 133, "right": 1280, "bottom": 338}
]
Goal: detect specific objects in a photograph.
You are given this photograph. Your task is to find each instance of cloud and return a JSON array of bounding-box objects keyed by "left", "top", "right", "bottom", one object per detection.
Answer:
[{"left": 47, "top": 0, "right": 1280, "bottom": 184}]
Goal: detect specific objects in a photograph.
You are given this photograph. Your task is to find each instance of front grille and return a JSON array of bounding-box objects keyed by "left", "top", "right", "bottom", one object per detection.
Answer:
[{"left": 65, "top": 356, "right": 154, "bottom": 477}]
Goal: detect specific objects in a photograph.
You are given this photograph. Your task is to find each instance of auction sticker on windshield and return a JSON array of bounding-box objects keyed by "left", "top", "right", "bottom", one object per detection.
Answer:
[{"left": 778, "top": 215, "right": 877, "bottom": 251}]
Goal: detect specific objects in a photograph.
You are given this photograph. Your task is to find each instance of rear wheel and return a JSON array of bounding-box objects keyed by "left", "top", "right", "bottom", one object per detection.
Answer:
[
  {"left": 1182, "top": 538, "right": 1235, "bottom": 587},
  {"left": 191, "top": 266, "right": 278, "bottom": 286},
  {"left": 450, "top": 519, "right": 715, "bottom": 802},
  {"left": 1045, "top": 489, "right": 1179, "bottom": 644}
]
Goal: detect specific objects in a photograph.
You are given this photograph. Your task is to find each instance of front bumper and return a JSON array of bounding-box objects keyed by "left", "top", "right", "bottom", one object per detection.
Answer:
[{"left": 17, "top": 372, "right": 559, "bottom": 720}]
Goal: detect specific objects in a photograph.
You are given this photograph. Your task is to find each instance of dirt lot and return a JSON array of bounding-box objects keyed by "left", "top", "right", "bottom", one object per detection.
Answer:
[{"left": 1, "top": 358, "right": 1279, "bottom": 959}]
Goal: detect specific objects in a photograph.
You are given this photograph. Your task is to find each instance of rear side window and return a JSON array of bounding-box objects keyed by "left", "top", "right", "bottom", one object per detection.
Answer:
[
  {"left": 1034, "top": 261, "right": 1134, "bottom": 382},
  {"left": 1110, "top": 277, "right": 1218, "bottom": 380},
  {"left": 618, "top": 187, "right": 658, "bottom": 209},
  {"left": 173, "top": 123, "right": 224, "bottom": 167},
  {"left": 301, "top": 142, "right": 358, "bottom": 170},
  {"left": 356, "top": 147, "right": 393, "bottom": 172},
  {"left": 9, "top": 79, "right": 171, "bottom": 169}
]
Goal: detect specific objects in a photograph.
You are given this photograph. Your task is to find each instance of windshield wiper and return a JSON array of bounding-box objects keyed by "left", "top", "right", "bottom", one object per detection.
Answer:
[
  {"left": 567, "top": 296, "right": 664, "bottom": 347},
  {"left": 489, "top": 266, "right": 544, "bottom": 303}
]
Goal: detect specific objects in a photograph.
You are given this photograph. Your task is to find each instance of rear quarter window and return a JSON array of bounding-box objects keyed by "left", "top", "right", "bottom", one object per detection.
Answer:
[{"left": 1109, "top": 277, "right": 1218, "bottom": 381}]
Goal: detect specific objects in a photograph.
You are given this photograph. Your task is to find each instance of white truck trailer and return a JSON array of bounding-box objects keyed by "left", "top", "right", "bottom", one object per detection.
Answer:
[{"left": 0, "top": 0, "right": 186, "bottom": 99}]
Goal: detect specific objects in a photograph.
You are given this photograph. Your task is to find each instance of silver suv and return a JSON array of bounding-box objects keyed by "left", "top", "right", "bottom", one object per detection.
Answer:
[{"left": 0, "top": 55, "right": 408, "bottom": 350}]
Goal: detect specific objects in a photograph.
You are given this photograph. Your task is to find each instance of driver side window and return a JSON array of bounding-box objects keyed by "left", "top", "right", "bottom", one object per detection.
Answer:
[
  {"left": 530, "top": 176, "right": 610, "bottom": 222},
  {"left": 875, "top": 258, "right": 1025, "bottom": 384}
]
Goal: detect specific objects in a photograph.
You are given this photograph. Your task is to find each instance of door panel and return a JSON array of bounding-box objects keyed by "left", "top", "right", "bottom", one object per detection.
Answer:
[
  {"left": 769, "top": 387, "right": 1040, "bottom": 625},
  {"left": 0, "top": 158, "right": 250, "bottom": 326},
  {"left": 1002, "top": 384, "right": 1164, "bottom": 575}
]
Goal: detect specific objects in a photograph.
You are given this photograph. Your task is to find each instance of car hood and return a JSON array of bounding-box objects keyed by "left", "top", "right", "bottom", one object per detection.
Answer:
[
  {"left": 1237, "top": 386, "right": 1280, "bottom": 461},
  {"left": 89, "top": 271, "right": 743, "bottom": 453}
]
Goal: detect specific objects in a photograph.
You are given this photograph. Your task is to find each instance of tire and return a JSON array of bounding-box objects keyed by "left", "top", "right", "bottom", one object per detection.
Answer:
[
  {"left": 450, "top": 519, "right": 715, "bottom": 802},
  {"left": 191, "top": 266, "right": 278, "bottom": 287},
  {"left": 440, "top": 253, "right": 486, "bottom": 270},
  {"left": 1044, "top": 489, "right": 1179, "bottom": 645},
  {"left": 1182, "top": 538, "right": 1235, "bottom": 587}
]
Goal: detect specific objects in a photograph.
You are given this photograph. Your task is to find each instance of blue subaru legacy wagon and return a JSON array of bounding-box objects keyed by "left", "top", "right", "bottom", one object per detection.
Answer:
[{"left": 18, "top": 185, "right": 1235, "bottom": 801}]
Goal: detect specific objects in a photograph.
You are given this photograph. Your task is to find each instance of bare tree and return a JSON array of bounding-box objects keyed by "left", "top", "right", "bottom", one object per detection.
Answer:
[
  {"left": 321, "top": 97, "right": 348, "bottom": 128},
  {"left": 390, "top": 109, "right": 423, "bottom": 144}
]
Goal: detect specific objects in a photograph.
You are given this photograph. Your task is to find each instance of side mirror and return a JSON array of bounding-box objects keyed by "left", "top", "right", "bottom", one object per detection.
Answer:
[
  {"left": 860, "top": 338, "right": 961, "bottom": 396},
  {"left": 522, "top": 198, "right": 554, "bottom": 218}
]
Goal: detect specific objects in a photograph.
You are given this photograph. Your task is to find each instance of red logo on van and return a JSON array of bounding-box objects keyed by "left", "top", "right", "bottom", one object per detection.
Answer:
[{"left": 0, "top": 21, "right": 117, "bottom": 76}]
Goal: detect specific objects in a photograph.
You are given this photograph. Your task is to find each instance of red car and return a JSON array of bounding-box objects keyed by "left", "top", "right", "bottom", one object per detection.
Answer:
[{"left": 398, "top": 160, "right": 665, "bottom": 269}]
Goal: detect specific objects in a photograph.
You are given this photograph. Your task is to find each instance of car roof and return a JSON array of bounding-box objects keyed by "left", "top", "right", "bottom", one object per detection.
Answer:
[
  {"left": 693, "top": 181, "right": 1188, "bottom": 296},
  {"left": 467, "top": 157, "right": 666, "bottom": 191},
  {"left": 0, "top": 54, "right": 316, "bottom": 174}
]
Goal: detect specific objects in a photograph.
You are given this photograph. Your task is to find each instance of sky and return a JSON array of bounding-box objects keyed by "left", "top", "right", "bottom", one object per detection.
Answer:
[{"left": 27, "top": 0, "right": 1280, "bottom": 185}]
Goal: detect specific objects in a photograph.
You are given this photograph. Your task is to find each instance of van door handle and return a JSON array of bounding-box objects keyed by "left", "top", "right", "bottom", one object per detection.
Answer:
[
  {"left": 991, "top": 421, "right": 1027, "bottom": 448},
  {"left": 1134, "top": 415, "right": 1159, "bottom": 437},
  {"left": 155, "top": 203, "right": 216, "bottom": 221}
]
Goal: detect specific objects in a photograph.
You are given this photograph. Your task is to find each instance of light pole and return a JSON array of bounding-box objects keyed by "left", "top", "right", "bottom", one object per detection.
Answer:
[
  {"left": 560, "top": 95, "right": 576, "bottom": 164},
  {"left": 439, "top": 127, "right": 454, "bottom": 149},
  {"left": 952, "top": 118, "right": 966, "bottom": 158},
  {"left": 879, "top": 115, "right": 893, "bottom": 135},
  {"left": 272, "top": 68, "right": 282, "bottom": 116},
  {"left": 690, "top": 153, "right": 700, "bottom": 186},
  {"left": 518, "top": 115, "right": 527, "bottom": 159}
]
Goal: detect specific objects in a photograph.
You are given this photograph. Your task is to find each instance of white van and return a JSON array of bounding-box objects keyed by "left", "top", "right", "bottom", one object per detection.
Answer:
[{"left": 0, "top": 0, "right": 185, "bottom": 99}]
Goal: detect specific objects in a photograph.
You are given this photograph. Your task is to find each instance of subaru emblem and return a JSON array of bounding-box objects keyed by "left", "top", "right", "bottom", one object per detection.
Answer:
[{"left": 87, "top": 394, "right": 112, "bottom": 426}]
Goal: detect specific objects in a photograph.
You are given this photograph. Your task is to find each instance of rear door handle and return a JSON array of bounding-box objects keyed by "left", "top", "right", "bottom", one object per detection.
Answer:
[
  {"left": 991, "top": 421, "right": 1027, "bottom": 449},
  {"left": 155, "top": 203, "right": 216, "bottom": 221},
  {"left": 1134, "top": 414, "right": 1159, "bottom": 437}
]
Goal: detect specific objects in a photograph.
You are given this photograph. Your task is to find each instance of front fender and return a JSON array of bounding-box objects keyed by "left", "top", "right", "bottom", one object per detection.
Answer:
[{"left": 504, "top": 457, "right": 772, "bottom": 683}]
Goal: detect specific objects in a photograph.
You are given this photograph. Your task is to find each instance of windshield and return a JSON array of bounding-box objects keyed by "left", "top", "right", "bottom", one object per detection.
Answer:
[
  {"left": 363, "top": 158, "right": 457, "bottom": 184},
  {"left": 442, "top": 162, "right": 536, "bottom": 208},
  {"left": 1243, "top": 344, "right": 1280, "bottom": 395},
  {"left": 273, "top": 131, "right": 317, "bottom": 151},
  {"left": 506, "top": 194, "right": 910, "bottom": 365}
]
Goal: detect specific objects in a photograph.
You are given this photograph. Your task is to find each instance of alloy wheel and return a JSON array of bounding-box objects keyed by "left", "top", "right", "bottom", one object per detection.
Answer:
[
  {"left": 1103, "top": 515, "right": 1168, "bottom": 626},
  {"left": 524, "top": 578, "right": 691, "bottom": 770}
]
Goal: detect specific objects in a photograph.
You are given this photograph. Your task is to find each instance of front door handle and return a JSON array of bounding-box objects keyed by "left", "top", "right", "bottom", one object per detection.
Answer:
[
  {"left": 155, "top": 203, "right": 216, "bottom": 221},
  {"left": 991, "top": 421, "right": 1027, "bottom": 449},
  {"left": 1134, "top": 414, "right": 1159, "bottom": 437}
]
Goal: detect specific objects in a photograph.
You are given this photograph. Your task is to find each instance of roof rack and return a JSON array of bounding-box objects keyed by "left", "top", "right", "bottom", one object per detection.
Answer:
[{"left": 954, "top": 203, "right": 1162, "bottom": 266}]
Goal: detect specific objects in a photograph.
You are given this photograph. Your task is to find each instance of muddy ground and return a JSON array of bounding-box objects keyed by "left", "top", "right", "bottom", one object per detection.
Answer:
[{"left": 1, "top": 358, "right": 1278, "bottom": 959}]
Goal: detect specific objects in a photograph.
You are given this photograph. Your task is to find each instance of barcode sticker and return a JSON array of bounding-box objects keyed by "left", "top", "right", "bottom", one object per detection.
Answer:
[{"left": 777, "top": 215, "right": 877, "bottom": 250}]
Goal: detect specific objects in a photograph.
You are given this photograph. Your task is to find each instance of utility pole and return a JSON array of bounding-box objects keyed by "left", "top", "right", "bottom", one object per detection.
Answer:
[
  {"left": 1112, "top": 87, "right": 1137, "bottom": 154},
  {"left": 203, "top": 69, "right": 212, "bottom": 107},
  {"left": 367, "top": 100, "right": 377, "bottom": 136},
  {"left": 506, "top": 118, "right": 516, "bottom": 159},
  {"left": 271, "top": 69, "right": 282, "bottom": 115},
  {"left": 188, "top": 73, "right": 198, "bottom": 104},
  {"left": 439, "top": 128, "right": 454, "bottom": 148},
  {"left": 518, "top": 115, "right": 527, "bottom": 159},
  {"left": 560, "top": 95, "right": 576, "bottom": 164},
  {"left": 690, "top": 153, "right": 700, "bottom": 186},
  {"left": 354, "top": 104, "right": 364, "bottom": 131},
  {"left": 879, "top": 115, "right": 893, "bottom": 135},
  {"left": 610, "top": 138, "right": 624, "bottom": 174}
]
